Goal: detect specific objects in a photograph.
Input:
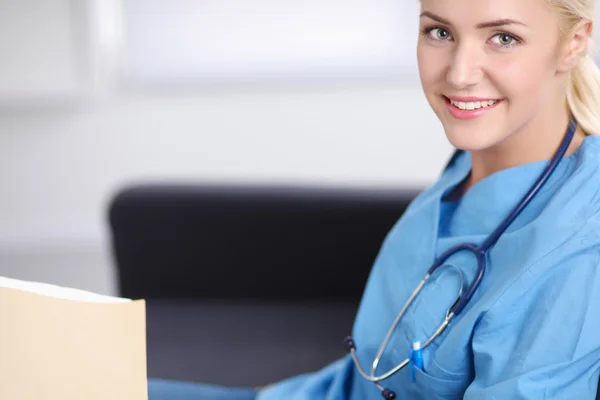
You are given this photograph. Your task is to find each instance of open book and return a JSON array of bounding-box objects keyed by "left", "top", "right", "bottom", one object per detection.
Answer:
[{"left": 0, "top": 276, "right": 148, "bottom": 400}]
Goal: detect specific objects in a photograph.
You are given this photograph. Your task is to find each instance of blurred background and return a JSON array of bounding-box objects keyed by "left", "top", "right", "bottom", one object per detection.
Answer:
[
  {"left": 0, "top": 0, "right": 455, "bottom": 296},
  {"left": 0, "top": 0, "right": 465, "bottom": 388}
]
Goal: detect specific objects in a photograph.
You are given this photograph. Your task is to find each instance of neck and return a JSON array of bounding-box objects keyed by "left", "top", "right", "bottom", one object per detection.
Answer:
[{"left": 463, "top": 107, "right": 586, "bottom": 193}]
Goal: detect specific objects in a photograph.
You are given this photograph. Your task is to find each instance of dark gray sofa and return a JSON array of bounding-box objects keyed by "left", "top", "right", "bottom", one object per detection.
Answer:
[{"left": 107, "top": 183, "right": 420, "bottom": 387}]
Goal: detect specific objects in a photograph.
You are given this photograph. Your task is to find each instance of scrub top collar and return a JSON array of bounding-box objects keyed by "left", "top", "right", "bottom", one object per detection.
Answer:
[{"left": 437, "top": 134, "right": 600, "bottom": 237}]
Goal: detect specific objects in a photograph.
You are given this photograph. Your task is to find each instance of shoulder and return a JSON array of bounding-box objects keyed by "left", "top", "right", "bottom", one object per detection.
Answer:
[
  {"left": 486, "top": 136, "right": 600, "bottom": 315},
  {"left": 528, "top": 135, "right": 600, "bottom": 241}
]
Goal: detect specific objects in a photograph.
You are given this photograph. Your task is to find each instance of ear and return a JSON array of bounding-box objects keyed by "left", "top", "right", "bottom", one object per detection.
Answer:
[{"left": 557, "top": 19, "right": 593, "bottom": 73}]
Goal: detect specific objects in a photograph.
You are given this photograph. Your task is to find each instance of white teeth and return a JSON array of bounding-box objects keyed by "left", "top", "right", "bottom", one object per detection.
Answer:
[{"left": 449, "top": 99, "right": 498, "bottom": 110}]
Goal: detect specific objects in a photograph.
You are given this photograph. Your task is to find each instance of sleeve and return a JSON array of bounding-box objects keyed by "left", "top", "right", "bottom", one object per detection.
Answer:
[
  {"left": 463, "top": 244, "right": 600, "bottom": 400},
  {"left": 256, "top": 356, "right": 353, "bottom": 400}
]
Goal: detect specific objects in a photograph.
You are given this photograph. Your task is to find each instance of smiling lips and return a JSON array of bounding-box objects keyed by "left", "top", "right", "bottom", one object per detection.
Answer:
[{"left": 444, "top": 95, "right": 503, "bottom": 120}]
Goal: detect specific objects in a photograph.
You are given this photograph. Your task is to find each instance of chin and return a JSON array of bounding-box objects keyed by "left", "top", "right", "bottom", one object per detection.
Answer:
[
  {"left": 442, "top": 125, "right": 502, "bottom": 152},
  {"left": 432, "top": 107, "right": 509, "bottom": 152}
]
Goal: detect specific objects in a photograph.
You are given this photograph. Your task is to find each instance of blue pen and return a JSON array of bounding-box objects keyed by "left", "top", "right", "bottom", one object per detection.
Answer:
[{"left": 409, "top": 339, "right": 424, "bottom": 383}]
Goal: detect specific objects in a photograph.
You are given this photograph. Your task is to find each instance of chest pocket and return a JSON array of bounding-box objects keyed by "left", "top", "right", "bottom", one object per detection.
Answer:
[
  {"left": 382, "top": 326, "right": 471, "bottom": 400},
  {"left": 373, "top": 343, "right": 469, "bottom": 400},
  {"left": 408, "top": 365, "right": 469, "bottom": 400}
]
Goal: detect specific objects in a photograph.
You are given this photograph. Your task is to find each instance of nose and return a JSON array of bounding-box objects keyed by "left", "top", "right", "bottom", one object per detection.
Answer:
[{"left": 446, "top": 43, "right": 484, "bottom": 90}]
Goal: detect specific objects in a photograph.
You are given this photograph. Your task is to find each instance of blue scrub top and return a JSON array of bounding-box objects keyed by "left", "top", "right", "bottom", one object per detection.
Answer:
[{"left": 258, "top": 135, "right": 600, "bottom": 400}]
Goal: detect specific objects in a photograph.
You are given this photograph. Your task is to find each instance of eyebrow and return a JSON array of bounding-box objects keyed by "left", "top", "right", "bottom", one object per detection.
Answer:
[{"left": 419, "top": 11, "right": 526, "bottom": 29}]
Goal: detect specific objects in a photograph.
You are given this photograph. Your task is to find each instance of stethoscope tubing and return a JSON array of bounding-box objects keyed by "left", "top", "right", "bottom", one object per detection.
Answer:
[{"left": 344, "top": 118, "right": 578, "bottom": 390}]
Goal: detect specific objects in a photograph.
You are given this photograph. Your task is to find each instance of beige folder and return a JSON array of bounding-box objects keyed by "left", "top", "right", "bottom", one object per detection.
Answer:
[{"left": 0, "top": 278, "right": 148, "bottom": 400}]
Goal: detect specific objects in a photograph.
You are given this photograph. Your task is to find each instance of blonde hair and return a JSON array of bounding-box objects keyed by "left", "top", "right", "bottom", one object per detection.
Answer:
[{"left": 546, "top": 0, "right": 600, "bottom": 135}]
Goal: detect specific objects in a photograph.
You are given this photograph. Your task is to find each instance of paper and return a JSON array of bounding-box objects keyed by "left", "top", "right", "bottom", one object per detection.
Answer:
[
  {"left": 0, "top": 276, "right": 131, "bottom": 303},
  {"left": 0, "top": 277, "right": 148, "bottom": 400}
]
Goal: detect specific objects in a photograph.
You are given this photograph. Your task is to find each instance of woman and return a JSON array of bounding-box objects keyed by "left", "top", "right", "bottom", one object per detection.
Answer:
[{"left": 149, "top": 0, "right": 600, "bottom": 398}]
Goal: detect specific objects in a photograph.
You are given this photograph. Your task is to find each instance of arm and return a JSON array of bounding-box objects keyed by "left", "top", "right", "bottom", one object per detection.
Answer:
[{"left": 464, "top": 247, "right": 600, "bottom": 399}]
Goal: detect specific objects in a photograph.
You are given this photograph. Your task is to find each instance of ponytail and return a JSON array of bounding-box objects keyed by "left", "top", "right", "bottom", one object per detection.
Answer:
[
  {"left": 566, "top": 54, "right": 600, "bottom": 135},
  {"left": 543, "top": 0, "right": 600, "bottom": 134}
]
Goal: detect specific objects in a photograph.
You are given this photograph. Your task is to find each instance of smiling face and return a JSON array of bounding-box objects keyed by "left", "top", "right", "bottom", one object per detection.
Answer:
[{"left": 417, "top": 0, "right": 570, "bottom": 152}]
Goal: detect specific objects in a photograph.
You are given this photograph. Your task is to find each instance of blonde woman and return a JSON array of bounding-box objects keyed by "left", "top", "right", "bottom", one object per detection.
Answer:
[{"left": 149, "top": 0, "right": 600, "bottom": 398}]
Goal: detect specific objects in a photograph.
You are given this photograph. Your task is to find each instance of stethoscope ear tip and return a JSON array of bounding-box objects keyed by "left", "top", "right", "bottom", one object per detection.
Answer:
[
  {"left": 382, "top": 388, "right": 397, "bottom": 399},
  {"left": 343, "top": 336, "right": 356, "bottom": 352}
]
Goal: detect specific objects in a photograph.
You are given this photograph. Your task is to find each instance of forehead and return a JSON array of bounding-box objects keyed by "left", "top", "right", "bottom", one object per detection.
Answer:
[{"left": 419, "top": 0, "right": 556, "bottom": 28}]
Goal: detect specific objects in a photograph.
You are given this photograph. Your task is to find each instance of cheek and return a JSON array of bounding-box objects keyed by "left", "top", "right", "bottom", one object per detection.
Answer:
[
  {"left": 490, "top": 52, "right": 556, "bottom": 103},
  {"left": 417, "top": 45, "right": 447, "bottom": 90}
]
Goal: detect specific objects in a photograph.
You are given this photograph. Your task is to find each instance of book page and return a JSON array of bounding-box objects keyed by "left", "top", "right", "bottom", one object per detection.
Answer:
[{"left": 0, "top": 276, "right": 131, "bottom": 303}]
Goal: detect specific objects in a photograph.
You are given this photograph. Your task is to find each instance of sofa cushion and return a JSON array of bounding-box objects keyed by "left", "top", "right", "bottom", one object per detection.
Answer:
[{"left": 145, "top": 299, "right": 358, "bottom": 386}]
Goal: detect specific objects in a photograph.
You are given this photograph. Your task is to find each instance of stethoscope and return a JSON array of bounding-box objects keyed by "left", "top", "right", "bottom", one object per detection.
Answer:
[{"left": 343, "top": 117, "right": 578, "bottom": 399}]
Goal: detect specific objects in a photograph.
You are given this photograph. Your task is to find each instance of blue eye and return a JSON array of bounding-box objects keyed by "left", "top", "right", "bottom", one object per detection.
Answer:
[
  {"left": 430, "top": 28, "right": 451, "bottom": 40},
  {"left": 491, "top": 33, "right": 518, "bottom": 47},
  {"left": 422, "top": 27, "right": 452, "bottom": 41}
]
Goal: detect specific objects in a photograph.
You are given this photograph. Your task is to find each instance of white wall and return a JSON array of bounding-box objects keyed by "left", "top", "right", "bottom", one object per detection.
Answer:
[{"left": 0, "top": 2, "right": 453, "bottom": 296}]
